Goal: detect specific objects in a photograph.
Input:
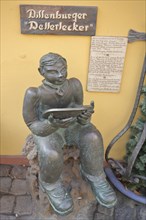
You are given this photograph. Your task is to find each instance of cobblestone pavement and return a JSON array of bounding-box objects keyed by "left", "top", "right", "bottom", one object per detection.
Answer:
[{"left": 0, "top": 164, "right": 146, "bottom": 220}]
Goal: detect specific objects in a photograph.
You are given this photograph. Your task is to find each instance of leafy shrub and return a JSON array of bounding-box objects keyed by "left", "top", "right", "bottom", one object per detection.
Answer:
[{"left": 125, "top": 85, "right": 146, "bottom": 192}]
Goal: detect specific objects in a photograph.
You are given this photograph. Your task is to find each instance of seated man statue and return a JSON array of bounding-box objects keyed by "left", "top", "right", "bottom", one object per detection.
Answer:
[{"left": 23, "top": 52, "right": 117, "bottom": 216}]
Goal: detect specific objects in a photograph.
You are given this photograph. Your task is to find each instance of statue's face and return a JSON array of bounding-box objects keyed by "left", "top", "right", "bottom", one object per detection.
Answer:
[{"left": 42, "top": 61, "right": 67, "bottom": 85}]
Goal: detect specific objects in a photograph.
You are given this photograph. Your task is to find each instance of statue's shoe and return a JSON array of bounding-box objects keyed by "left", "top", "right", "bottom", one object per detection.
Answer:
[
  {"left": 81, "top": 168, "right": 117, "bottom": 208},
  {"left": 39, "top": 178, "right": 73, "bottom": 215}
]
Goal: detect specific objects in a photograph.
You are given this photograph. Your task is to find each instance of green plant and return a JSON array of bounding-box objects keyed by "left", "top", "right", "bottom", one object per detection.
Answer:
[{"left": 125, "top": 85, "right": 146, "bottom": 192}]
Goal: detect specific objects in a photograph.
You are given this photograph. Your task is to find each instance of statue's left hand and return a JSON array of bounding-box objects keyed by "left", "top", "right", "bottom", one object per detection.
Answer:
[
  {"left": 48, "top": 114, "right": 76, "bottom": 128},
  {"left": 77, "top": 101, "right": 94, "bottom": 125}
]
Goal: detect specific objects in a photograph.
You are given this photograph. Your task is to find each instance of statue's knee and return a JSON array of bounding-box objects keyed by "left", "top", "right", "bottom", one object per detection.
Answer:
[
  {"left": 81, "top": 132, "right": 102, "bottom": 144},
  {"left": 46, "top": 150, "right": 61, "bottom": 163},
  {"left": 39, "top": 146, "right": 62, "bottom": 162}
]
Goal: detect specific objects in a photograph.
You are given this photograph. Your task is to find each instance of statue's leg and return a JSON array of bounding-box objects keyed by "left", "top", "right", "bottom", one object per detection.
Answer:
[
  {"left": 79, "top": 125, "right": 104, "bottom": 176},
  {"left": 33, "top": 132, "right": 73, "bottom": 215},
  {"left": 78, "top": 124, "right": 117, "bottom": 208},
  {"left": 34, "top": 133, "right": 64, "bottom": 183}
]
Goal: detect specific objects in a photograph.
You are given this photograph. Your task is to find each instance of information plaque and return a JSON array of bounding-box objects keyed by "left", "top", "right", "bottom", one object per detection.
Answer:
[{"left": 87, "top": 36, "right": 128, "bottom": 92}]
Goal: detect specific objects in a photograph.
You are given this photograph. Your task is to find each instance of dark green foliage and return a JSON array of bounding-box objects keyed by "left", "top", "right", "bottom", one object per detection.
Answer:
[{"left": 125, "top": 85, "right": 146, "bottom": 192}]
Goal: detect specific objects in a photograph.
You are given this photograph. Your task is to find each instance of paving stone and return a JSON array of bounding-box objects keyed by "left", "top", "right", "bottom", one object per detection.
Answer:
[
  {"left": 17, "top": 215, "right": 41, "bottom": 220},
  {"left": 94, "top": 212, "right": 113, "bottom": 220},
  {"left": 10, "top": 179, "right": 29, "bottom": 195},
  {"left": 0, "top": 177, "right": 12, "bottom": 193},
  {"left": 17, "top": 215, "right": 58, "bottom": 220},
  {"left": 36, "top": 214, "right": 58, "bottom": 220},
  {"left": 16, "top": 215, "right": 37, "bottom": 220},
  {"left": 75, "top": 201, "right": 96, "bottom": 220},
  {"left": 10, "top": 165, "right": 27, "bottom": 179},
  {"left": 14, "top": 195, "right": 32, "bottom": 216},
  {"left": 97, "top": 204, "right": 114, "bottom": 216},
  {"left": 136, "top": 206, "right": 146, "bottom": 220},
  {"left": 0, "top": 195, "right": 15, "bottom": 214},
  {"left": 0, "top": 165, "right": 12, "bottom": 177},
  {"left": 120, "top": 193, "right": 136, "bottom": 208},
  {"left": 114, "top": 204, "right": 136, "bottom": 220},
  {"left": 0, "top": 215, "right": 16, "bottom": 220}
]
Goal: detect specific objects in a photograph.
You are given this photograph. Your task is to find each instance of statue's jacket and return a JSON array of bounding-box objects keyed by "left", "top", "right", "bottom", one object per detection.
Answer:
[{"left": 23, "top": 77, "right": 84, "bottom": 138}]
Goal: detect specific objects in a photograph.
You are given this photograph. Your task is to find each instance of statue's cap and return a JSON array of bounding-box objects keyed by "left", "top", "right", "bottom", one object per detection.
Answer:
[{"left": 39, "top": 53, "right": 67, "bottom": 67}]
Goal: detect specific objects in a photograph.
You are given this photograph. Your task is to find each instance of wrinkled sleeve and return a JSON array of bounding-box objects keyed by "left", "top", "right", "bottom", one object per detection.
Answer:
[
  {"left": 23, "top": 87, "right": 39, "bottom": 127},
  {"left": 69, "top": 78, "right": 83, "bottom": 106},
  {"left": 22, "top": 87, "right": 57, "bottom": 136}
]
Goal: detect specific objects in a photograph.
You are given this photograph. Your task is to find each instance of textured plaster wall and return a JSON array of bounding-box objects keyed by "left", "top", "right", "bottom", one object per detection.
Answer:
[{"left": 1, "top": 0, "right": 146, "bottom": 157}]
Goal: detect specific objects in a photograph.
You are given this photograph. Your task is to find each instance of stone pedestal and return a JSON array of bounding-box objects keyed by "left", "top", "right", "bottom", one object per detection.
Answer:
[{"left": 23, "top": 134, "right": 97, "bottom": 220}]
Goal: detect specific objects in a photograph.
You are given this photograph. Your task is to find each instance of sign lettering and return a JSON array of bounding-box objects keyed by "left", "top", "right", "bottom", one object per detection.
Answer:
[{"left": 20, "top": 5, "right": 97, "bottom": 36}]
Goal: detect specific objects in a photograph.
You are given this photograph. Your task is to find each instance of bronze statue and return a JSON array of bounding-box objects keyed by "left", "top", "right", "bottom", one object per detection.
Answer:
[{"left": 23, "top": 53, "right": 117, "bottom": 215}]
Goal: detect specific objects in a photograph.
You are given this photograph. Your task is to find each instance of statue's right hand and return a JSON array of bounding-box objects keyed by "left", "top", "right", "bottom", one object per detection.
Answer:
[{"left": 48, "top": 114, "right": 56, "bottom": 124}]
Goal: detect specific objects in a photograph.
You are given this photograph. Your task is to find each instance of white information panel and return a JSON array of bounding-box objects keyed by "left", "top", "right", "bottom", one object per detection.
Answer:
[{"left": 87, "top": 36, "right": 128, "bottom": 92}]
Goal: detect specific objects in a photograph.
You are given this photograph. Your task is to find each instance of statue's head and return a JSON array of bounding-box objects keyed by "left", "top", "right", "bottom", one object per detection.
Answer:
[{"left": 38, "top": 53, "right": 68, "bottom": 85}]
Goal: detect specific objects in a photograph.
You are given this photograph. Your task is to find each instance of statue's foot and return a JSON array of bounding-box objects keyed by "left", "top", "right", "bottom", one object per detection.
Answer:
[
  {"left": 39, "top": 178, "right": 73, "bottom": 215},
  {"left": 90, "top": 176, "right": 117, "bottom": 208},
  {"left": 81, "top": 169, "right": 117, "bottom": 208}
]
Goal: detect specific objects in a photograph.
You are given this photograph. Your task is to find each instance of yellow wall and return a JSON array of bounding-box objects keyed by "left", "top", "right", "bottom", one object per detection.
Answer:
[{"left": 1, "top": 0, "right": 146, "bottom": 159}]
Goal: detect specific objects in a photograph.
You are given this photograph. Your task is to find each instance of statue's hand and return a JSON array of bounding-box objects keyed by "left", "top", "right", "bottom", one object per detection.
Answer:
[
  {"left": 77, "top": 101, "right": 94, "bottom": 125},
  {"left": 48, "top": 114, "right": 76, "bottom": 128}
]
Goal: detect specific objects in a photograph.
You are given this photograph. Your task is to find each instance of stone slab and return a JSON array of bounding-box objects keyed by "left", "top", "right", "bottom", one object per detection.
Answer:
[
  {"left": 10, "top": 179, "right": 29, "bottom": 195},
  {"left": 10, "top": 165, "right": 27, "bottom": 179},
  {"left": 136, "top": 206, "right": 146, "bottom": 220},
  {"left": 16, "top": 216, "right": 36, "bottom": 220},
  {"left": 0, "top": 195, "right": 15, "bottom": 214},
  {"left": 75, "top": 201, "right": 97, "bottom": 220},
  {"left": 94, "top": 212, "right": 113, "bottom": 220},
  {"left": 0, "top": 215, "right": 16, "bottom": 220},
  {"left": 0, "top": 165, "right": 12, "bottom": 177},
  {"left": 97, "top": 204, "right": 114, "bottom": 216},
  {"left": 14, "top": 195, "right": 32, "bottom": 216},
  {"left": 114, "top": 204, "right": 136, "bottom": 220},
  {"left": 0, "top": 177, "right": 12, "bottom": 193}
]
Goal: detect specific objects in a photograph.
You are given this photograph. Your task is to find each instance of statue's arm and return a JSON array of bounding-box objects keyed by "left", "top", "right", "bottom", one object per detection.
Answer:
[
  {"left": 69, "top": 78, "right": 83, "bottom": 106},
  {"left": 23, "top": 87, "right": 57, "bottom": 136},
  {"left": 70, "top": 78, "right": 94, "bottom": 125}
]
